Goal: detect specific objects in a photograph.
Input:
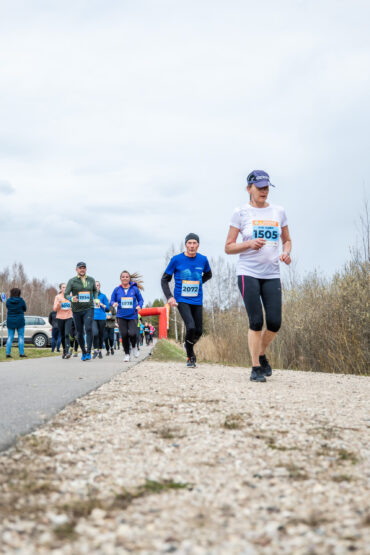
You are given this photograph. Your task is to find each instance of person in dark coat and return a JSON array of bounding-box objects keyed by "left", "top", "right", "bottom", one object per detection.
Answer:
[
  {"left": 48, "top": 310, "right": 61, "bottom": 353},
  {"left": 6, "top": 288, "right": 27, "bottom": 358}
]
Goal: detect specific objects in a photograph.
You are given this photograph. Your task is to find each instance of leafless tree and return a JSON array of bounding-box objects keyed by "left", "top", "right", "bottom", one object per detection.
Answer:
[{"left": 0, "top": 263, "right": 57, "bottom": 317}]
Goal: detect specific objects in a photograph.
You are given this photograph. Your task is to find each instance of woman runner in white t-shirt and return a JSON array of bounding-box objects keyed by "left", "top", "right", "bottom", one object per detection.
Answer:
[{"left": 225, "top": 170, "right": 292, "bottom": 382}]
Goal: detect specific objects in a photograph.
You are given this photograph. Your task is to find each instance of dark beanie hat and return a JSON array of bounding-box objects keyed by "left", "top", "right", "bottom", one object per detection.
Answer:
[{"left": 185, "top": 233, "right": 199, "bottom": 244}]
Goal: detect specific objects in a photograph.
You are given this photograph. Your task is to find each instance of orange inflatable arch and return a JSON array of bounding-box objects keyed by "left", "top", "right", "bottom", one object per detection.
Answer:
[{"left": 139, "top": 305, "right": 169, "bottom": 339}]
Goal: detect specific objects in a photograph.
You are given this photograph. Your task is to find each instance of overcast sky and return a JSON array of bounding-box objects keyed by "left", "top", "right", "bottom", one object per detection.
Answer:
[{"left": 1, "top": 0, "right": 369, "bottom": 304}]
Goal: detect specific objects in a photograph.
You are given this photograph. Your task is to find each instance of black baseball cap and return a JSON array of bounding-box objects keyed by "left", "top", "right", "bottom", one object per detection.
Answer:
[{"left": 76, "top": 261, "right": 87, "bottom": 268}]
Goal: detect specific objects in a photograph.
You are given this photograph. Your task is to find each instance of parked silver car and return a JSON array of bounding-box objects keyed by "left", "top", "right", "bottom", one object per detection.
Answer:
[{"left": 0, "top": 316, "right": 52, "bottom": 348}]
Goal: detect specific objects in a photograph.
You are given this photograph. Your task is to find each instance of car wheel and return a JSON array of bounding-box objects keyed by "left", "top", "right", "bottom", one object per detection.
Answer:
[{"left": 33, "top": 334, "right": 48, "bottom": 348}]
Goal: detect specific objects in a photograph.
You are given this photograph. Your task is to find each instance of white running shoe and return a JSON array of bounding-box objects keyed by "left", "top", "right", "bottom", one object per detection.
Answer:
[
  {"left": 124, "top": 354, "right": 130, "bottom": 362},
  {"left": 134, "top": 347, "right": 139, "bottom": 358}
]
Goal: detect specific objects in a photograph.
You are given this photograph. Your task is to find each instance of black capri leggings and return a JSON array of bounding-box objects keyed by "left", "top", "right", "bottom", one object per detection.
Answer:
[
  {"left": 56, "top": 318, "right": 72, "bottom": 353},
  {"left": 238, "top": 275, "right": 282, "bottom": 333},
  {"left": 177, "top": 302, "right": 203, "bottom": 358}
]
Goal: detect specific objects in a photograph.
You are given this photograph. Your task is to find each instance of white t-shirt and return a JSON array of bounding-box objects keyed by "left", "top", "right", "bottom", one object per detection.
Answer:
[{"left": 230, "top": 203, "right": 288, "bottom": 279}]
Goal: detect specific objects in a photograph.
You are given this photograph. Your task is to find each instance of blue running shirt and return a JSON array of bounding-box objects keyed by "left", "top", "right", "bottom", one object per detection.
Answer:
[{"left": 165, "top": 252, "right": 211, "bottom": 305}]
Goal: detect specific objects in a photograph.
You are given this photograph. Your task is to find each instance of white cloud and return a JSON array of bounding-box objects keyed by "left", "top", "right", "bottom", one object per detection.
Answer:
[
  {"left": 0, "top": 181, "right": 15, "bottom": 195},
  {"left": 0, "top": 0, "right": 369, "bottom": 301}
]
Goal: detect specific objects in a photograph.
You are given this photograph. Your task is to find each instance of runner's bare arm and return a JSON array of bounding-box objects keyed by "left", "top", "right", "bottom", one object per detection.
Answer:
[
  {"left": 280, "top": 225, "right": 292, "bottom": 264},
  {"left": 225, "top": 225, "right": 265, "bottom": 254}
]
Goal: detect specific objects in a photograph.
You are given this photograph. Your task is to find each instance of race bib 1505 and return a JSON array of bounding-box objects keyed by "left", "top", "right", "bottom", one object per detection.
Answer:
[
  {"left": 78, "top": 291, "right": 91, "bottom": 303},
  {"left": 121, "top": 297, "right": 133, "bottom": 309},
  {"left": 181, "top": 280, "right": 200, "bottom": 297},
  {"left": 252, "top": 220, "right": 279, "bottom": 246}
]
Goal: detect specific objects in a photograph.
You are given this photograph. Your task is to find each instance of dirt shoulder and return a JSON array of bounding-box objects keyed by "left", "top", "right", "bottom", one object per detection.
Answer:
[{"left": 0, "top": 361, "right": 369, "bottom": 554}]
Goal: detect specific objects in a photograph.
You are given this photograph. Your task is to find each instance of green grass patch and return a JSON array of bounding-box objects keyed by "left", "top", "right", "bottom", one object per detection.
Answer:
[
  {"left": 0, "top": 347, "right": 59, "bottom": 363},
  {"left": 151, "top": 339, "right": 186, "bottom": 362}
]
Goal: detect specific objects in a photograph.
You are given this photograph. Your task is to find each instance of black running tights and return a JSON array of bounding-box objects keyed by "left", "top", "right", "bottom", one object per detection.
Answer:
[
  {"left": 117, "top": 318, "right": 137, "bottom": 354},
  {"left": 104, "top": 328, "right": 114, "bottom": 350},
  {"left": 73, "top": 308, "right": 94, "bottom": 354},
  {"left": 177, "top": 302, "right": 203, "bottom": 358},
  {"left": 93, "top": 319, "right": 106, "bottom": 349}
]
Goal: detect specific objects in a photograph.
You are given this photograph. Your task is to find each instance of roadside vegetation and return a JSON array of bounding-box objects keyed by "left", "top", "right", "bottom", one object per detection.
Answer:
[
  {"left": 151, "top": 339, "right": 186, "bottom": 362},
  {"left": 0, "top": 348, "right": 59, "bottom": 363}
]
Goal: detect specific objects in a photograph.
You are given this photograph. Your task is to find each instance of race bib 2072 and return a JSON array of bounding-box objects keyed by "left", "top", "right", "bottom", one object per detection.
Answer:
[{"left": 181, "top": 280, "right": 200, "bottom": 297}]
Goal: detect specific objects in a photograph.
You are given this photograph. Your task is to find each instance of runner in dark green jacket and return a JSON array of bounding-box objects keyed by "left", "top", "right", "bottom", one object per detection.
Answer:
[{"left": 65, "top": 262, "right": 98, "bottom": 361}]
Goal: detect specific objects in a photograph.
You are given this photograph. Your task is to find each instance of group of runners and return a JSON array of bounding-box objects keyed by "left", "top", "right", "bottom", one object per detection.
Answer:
[
  {"left": 50, "top": 169, "right": 291, "bottom": 382},
  {"left": 53, "top": 271, "right": 144, "bottom": 362}
]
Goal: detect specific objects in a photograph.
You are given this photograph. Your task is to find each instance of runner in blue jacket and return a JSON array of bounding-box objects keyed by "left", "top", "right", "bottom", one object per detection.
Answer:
[
  {"left": 93, "top": 281, "right": 110, "bottom": 359},
  {"left": 110, "top": 271, "right": 144, "bottom": 362}
]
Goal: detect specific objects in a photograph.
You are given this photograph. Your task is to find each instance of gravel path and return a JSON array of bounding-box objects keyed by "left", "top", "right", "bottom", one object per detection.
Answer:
[{"left": 0, "top": 360, "right": 369, "bottom": 554}]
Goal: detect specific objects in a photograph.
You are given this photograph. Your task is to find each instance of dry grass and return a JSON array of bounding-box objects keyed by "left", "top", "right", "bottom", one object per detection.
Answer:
[
  {"left": 279, "top": 463, "right": 309, "bottom": 481},
  {"left": 195, "top": 260, "right": 369, "bottom": 375},
  {"left": 223, "top": 413, "right": 245, "bottom": 430}
]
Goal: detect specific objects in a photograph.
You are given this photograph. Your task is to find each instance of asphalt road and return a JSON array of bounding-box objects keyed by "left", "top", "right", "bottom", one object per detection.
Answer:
[{"left": 0, "top": 344, "right": 152, "bottom": 452}]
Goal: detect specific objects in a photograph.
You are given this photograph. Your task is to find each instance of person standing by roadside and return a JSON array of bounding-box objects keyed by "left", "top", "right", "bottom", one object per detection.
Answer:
[
  {"left": 53, "top": 283, "right": 73, "bottom": 359},
  {"left": 225, "top": 170, "right": 292, "bottom": 382},
  {"left": 110, "top": 271, "right": 144, "bottom": 362},
  {"left": 48, "top": 310, "right": 61, "bottom": 353},
  {"left": 5, "top": 288, "right": 27, "bottom": 359},
  {"left": 104, "top": 305, "right": 116, "bottom": 355},
  {"left": 92, "top": 281, "right": 109, "bottom": 359},
  {"left": 161, "top": 233, "right": 212, "bottom": 368},
  {"left": 65, "top": 262, "right": 98, "bottom": 361}
]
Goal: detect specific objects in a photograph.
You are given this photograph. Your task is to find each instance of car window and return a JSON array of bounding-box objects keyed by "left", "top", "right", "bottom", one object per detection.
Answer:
[
  {"left": 36, "top": 318, "right": 45, "bottom": 325},
  {"left": 25, "top": 317, "right": 38, "bottom": 326}
]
